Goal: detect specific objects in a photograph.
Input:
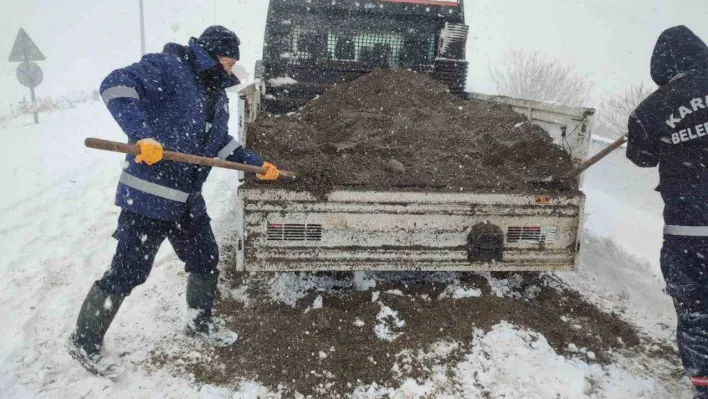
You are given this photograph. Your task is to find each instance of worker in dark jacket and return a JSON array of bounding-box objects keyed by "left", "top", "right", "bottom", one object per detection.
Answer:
[
  {"left": 626, "top": 25, "right": 708, "bottom": 398},
  {"left": 66, "top": 26, "right": 280, "bottom": 376}
]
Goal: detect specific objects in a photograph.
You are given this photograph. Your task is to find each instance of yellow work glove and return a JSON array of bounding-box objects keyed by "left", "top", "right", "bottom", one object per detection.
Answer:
[
  {"left": 257, "top": 162, "right": 280, "bottom": 181},
  {"left": 135, "top": 138, "right": 163, "bottom": 165}
]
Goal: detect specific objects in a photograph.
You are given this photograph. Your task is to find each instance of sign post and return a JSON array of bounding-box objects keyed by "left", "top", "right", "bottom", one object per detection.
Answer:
[{"left": 8, "top": 28, "right": 46, "bottom": 124}]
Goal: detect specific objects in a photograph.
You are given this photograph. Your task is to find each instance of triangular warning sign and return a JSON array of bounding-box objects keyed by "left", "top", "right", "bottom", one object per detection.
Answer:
[{"left": 8, "top": 28, "right": 45, "bottom": 62}]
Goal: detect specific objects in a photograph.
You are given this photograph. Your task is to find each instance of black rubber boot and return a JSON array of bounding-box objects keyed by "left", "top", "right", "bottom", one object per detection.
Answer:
[
  {"left": 184, "top": 272, "right": 237, "bottom": 347},
  {"left": 66, "top": 282, "right": 125, "bottom": 378}
]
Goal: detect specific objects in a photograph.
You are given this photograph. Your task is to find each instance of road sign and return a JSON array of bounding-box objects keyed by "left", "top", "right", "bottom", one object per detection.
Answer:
[
  {"left": 8, "top": 28, "right": 45, "bottom": 124},
  {"left": 16, "top": 61, "right": 43, "bottom": 88},
  {"left": 9, "top": 28, "right": 45, "bottom": 62}
]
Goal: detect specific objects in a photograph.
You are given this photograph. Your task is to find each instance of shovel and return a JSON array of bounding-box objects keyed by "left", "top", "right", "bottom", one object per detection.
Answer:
[
  {"left": 85, "top": 138, "right": 297, "bottom": 179},
  {"left": 529, "top": 133, "right": 628, "bottom": 185}
]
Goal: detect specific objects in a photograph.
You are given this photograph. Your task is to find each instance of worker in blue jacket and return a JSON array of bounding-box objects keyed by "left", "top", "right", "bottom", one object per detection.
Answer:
[
  {"left": 626, "top": 25, "right": 708, "bottom": 399},
  {"left": 66, "top": 26, "right": 280, "bottom": 376}
]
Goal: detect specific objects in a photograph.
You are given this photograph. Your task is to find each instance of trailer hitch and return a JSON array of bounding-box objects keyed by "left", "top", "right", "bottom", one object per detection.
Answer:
[{"left": 467, "top": 223, "right": 504, "bottom": 262}]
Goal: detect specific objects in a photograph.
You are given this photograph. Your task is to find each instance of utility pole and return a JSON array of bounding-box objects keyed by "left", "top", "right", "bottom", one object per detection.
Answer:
[{"left": 139, "top": 0, "right": 146, "bottom": 55}]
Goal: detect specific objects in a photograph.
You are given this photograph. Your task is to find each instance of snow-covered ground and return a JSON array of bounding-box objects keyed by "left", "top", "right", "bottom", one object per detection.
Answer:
[
  {"left": 0, "top": 101, "right": 263, "bottom": 398},
  {"left": 1, "top": 0, "right": 700, "bottom": 396},
  {"left": 0, "top": 100, "right": 692, "bottom": 398}
]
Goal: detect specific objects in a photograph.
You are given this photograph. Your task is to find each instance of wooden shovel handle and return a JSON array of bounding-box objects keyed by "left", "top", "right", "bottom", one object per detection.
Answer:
[
  {"left": 561, "top": 134, "right": 628, "bottom": 179},
  {"left": 85, "top": 138, "right": 296, "bottom": 178}
]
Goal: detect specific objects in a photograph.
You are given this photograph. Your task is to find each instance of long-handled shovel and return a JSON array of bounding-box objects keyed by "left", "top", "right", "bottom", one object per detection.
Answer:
[
  {"left": 85, "top": 138, "right": 296, "bottom": 178},
  {"left": 528, "top": 134, "right": 627, "bottom": 185}
]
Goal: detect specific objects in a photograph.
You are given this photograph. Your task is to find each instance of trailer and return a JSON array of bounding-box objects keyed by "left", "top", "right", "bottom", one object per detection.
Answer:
[{"left": 230, "top": 84, "right": 595, "bottom": 272}]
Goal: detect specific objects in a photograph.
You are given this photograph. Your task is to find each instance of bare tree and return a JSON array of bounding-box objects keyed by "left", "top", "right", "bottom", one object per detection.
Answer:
[
  {"left": 597, "top": 83, "right": 655, "bottom": 138},
  {"left": 489, "top": 49, "right": 593, "bottom": 107}
]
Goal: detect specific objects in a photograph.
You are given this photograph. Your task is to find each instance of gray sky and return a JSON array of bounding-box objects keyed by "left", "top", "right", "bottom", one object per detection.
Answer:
[
  {"left": 1, "top": 0, "right": 707, "bottom": 113},
  {"left": 466, "top": 0, "right": 708, "bottom": 104}
]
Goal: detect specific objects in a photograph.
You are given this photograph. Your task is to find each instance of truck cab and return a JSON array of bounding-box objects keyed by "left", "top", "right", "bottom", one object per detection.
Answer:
[{"left": 259, "top": 0, "right": 468, "bottom": 113}]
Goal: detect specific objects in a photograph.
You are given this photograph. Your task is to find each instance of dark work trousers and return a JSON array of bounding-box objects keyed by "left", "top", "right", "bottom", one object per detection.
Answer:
[
  {"left": 661, "top": 234, "right": 708, "bottom": 395},
  {"left": 97, "top": 210, "right": 220, "bottom": 296}
]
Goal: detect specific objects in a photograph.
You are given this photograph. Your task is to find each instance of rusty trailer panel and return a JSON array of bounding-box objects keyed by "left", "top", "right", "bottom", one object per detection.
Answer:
[{"left": 234, "top": 189, "right": 585, "bottom": 272}]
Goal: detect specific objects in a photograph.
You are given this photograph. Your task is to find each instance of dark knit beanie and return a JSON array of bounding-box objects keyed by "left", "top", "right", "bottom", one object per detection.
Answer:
[{"left": 198, "top": 25, "right": 240, "bottom": 60}]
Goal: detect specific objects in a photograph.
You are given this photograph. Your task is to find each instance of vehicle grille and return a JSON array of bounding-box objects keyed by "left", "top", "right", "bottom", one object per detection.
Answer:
[
  {"left": 506, "top": 226, "right": 557, "bottom": 244},
  {"left": 267, "top": 223, "right": 323, "bottom": 242}
]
